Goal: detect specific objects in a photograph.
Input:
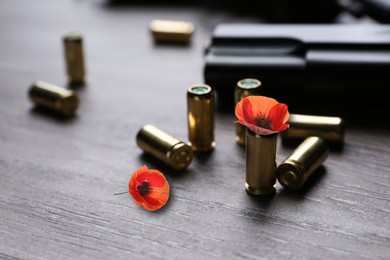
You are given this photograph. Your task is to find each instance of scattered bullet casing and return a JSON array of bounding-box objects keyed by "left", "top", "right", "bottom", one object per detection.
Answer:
[
  {"left": 187, "top": 84, "right": 215, "bottom": 152},
  {"left": 63, "top": 31, "right": 86, "bottom": 86},
  {"left": 136, "top": 124, "right": 193, "bottom": 171},
  {"left": 235, "top": 78, "right": 262, "bottom": 146},
  {"left": 28, "top": 81, "right": 79, "bottom": 116},
  {"left": 276, "top": 136, "right": 329, "bottom": 190},
  {"left": 281, "top": 114, "right": 345, "bottom": 144},
  {"left": 149, "top": 20, "right": 195, "bottom": 44},
  {"left": 246, "top": 129, "right": 278, "bottom": 196}
]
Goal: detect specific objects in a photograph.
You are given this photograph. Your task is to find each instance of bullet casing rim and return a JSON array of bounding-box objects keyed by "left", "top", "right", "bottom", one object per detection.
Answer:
[
  {"left": 166, "top": 142, "right": 194, "bottom": 171},
  {"left": 276, "top": 160, "right": 306, "bottom": 190}
]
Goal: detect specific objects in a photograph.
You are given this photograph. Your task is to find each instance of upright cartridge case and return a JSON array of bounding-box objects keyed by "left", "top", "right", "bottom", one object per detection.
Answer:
[
  {"left": 280, "top": 114, "right": 345, "bottom": 144},
  {"left": 187, "top": 84, "right": 215, "bottom": 152},
  {"left": 63, "top": 31, "right": 86, "bottom": 86},
  {"left": 136, "top": 124, "right": 193, "bottom": 171},
  {"left": 276, "top": 136, "right": 329, "bottom": 190},
  {"left": 245, "top": 129, "right": 278, "bottom": 196},
  {"left": 28, "top": 81, "right": 79, "bottom": 116},
  {"left": 235, "top": 78, "right": 262, "bottom": 146}
]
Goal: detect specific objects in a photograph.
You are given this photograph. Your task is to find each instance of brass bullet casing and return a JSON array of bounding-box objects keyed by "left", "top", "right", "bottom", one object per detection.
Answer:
[
  {"left": 63, "top": 31, "right": 86, "bottom": 86},
  {"left": 235, "top": 78, "right": 262, "bottom": 146},
  {"left": 136, "top": 124, "right": 193, "bottom": 171},
  {"left": 281, "top": 114, "right": 345, "bottom": 144},
  {"left": 245, "top": 129, "right": 278, "bottom": 196},
  {"left": 187, "top": 84, "right": 215, "bottom": 152},
  {"left": 149, "top": 19, "right": 195, "bottom": 44},
  {"left": 276, "top": 136, "right": 329, "bottom": 190},
  {"left": 28, "top": 81, "right": 79, "bottom": 116}
]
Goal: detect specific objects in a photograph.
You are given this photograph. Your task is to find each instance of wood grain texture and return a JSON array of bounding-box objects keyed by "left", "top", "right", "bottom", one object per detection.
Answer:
[{"left": 0, "top": 1, "right": 389, "bottom": 259}]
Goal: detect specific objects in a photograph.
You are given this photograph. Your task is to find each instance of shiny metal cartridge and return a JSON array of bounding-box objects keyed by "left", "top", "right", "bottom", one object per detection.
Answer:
[
  {"left": 235, "top": 78, "right": 262, "bottom": 146},
  {"left": 63, "top": 31, "right": 86, "bottom": 86},
  {"left": 280, "top": 114, "right": 345, "bottom": 144},
  {"left": 246, "top": 130, "right": 278, "bottom": 196},
  {"left": 187, "top": 84, "right": 215, "bottom": 152},
  {"left": 136, "top": 124, "right": 193, "bottom": 171},
  {"left": 28, "top": 81, "right": 79, "bottom": 116},
  {"left": 149, "top": 20, "right": 195, "bottom": 44},
  {"left": 276, "top": 136, "right": 329, "bottom": 190}
]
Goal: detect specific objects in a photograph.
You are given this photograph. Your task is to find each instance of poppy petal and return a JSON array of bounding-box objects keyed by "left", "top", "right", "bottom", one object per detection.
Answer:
[
  {"left": 130, "top": 165, "right": 148, "bottom": 182},
  {"left": 246, "top": 96, "right": 278, "bottom": 117},
  {"left": 244, "top": 121, "right": 278, "bottom": 135},
  {"left": 234, "top": 119, "right": 247, "bottom": 126},
  {"left": 268, "top": 103, "right": 290, "bottom": 131},
  {"left": 142, "top": 184, "right": 170, "bottom": 211},
  {"left": 143, "top": 170, "right": 166, "bottom": 188},
  {"left": 242, "top": 98, "right": 255, "bottom": 125},
  {"left": 129, "top": 165, "right": 148, "bottom": 205},
  {"left": 235, "top": 100, "right": 244, "bottom": 122}
]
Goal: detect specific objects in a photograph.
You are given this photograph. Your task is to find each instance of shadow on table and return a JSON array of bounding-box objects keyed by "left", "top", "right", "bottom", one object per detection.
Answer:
[
  {"left": 193, "top": 149, "right": 215, "bottom": 164},
  {"left": 29, "top": 106, "right": 78, "bottom": 123},
  {"left": 245, "top": 191, "right": 276, "bottom": 211},
  {"left": 243, "top": 168, "right": 327, "bottom": 204},
  {"left": 238, "top": 167, "right": 327, "bottom": 223},
  {"left": 277, "top": 166, "right": 327, "bottom": 199}
]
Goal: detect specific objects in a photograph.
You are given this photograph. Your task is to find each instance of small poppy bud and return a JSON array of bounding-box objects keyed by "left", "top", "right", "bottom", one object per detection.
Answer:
[{"left": 129, "top": 165, "right": 170, "bottom": 211}]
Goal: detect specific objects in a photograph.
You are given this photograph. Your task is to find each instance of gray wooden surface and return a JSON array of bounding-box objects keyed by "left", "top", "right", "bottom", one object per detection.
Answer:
[{"left": 0, "top": 1, "right": 389, "bottom": 259}]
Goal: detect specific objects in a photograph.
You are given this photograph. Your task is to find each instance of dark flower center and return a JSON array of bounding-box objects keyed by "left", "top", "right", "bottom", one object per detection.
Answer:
[
  {"left": 136, "top": 181, "right": 152, "bottom": 196},
  {"left": 254, "top": 113, "right": 272, "bottom": 129}
]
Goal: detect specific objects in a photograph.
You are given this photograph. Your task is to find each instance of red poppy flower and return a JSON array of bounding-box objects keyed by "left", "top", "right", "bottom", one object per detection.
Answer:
[
  {"left": 235, "top": 95, "right": 290, "bottom": 135},
  {"left": 129, "top": 165, "right": 170, "bottom": 211}
]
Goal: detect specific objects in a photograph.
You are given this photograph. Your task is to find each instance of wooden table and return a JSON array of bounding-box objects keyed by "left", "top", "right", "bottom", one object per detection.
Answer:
[{"left": 1, "top": 1, "right": 389, "bottom": 259}]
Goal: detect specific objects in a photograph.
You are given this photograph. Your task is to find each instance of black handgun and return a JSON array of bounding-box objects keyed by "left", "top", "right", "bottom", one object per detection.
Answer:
[{"left": 203, "top": 23, "right": 390, "bottom": 111}]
